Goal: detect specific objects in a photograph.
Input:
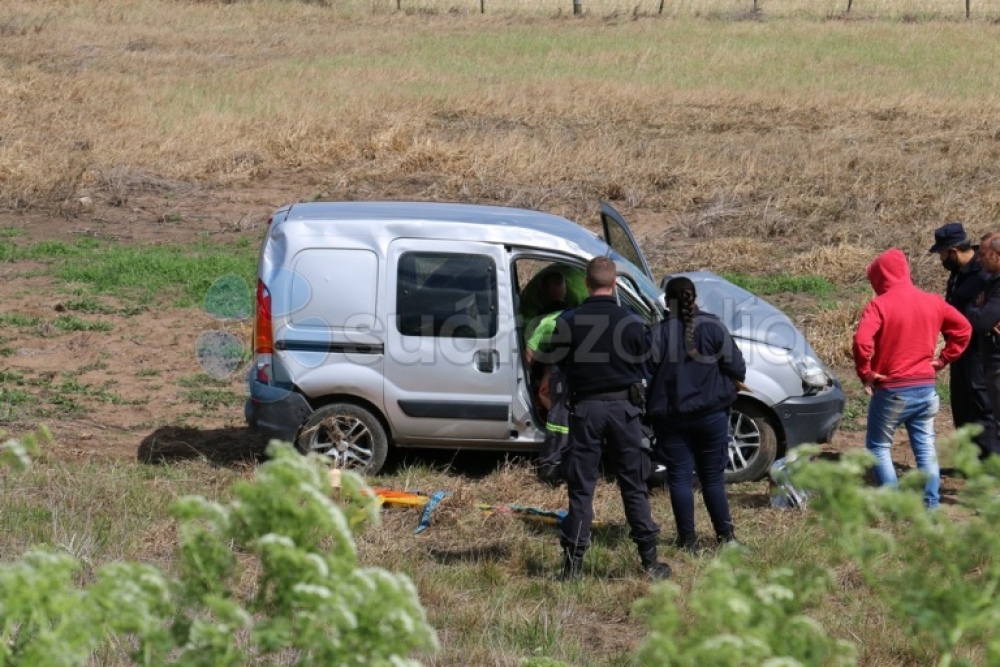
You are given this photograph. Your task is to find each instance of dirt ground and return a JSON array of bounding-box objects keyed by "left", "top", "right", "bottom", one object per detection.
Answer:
[
  {"left": 0, "top": 178, "right": 307, "bottom": 462},
  {"left": 0, "top": 181, "right": 963, "bottom": 498}
]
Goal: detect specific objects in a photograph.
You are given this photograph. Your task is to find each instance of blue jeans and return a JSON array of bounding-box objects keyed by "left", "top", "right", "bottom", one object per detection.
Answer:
[
  {"left": 651, "top": 409, "right": 734, "bottom": 538},
  {"left": 865, "top": 385, "right": 940, "bottom": 509}
]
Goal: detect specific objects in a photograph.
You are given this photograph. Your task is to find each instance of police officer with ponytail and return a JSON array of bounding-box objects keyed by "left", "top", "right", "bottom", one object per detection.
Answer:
[{"left": 646, "top": 276, "right": 747, "bottom": 551}]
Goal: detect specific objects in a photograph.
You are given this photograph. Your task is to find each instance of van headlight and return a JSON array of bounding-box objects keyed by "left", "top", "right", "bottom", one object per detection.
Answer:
[{"left": 790, "top": 352, "right": 830, "bottom": 390}]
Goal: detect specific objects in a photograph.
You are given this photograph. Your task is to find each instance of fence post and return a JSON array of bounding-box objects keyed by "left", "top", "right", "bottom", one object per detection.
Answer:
[
  {"left": 966, "top": 0, "right": 970, "bottom": 18},
  {"left": 846, "top": 0, "right": 852, "bottom": 12},
  {"left": 397, "top": 0, "right": 401, "bottom": 9},
  {"left": 658, "top": 0, "right": 665, "bottom": 13},
  {"left": 481, "top": 0, "right": 485, "bottom": 13},
  {"left": 752, "top": 0, "right": 758, "bottom": 13},
  {"left": 573, "top": 0, "right": 582, "bottom": 14}
]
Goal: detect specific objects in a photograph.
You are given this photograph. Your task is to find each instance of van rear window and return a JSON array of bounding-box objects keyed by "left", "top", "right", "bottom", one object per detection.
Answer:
[{"left": 396, "top": 253, "right": 497, "bottom": 339}]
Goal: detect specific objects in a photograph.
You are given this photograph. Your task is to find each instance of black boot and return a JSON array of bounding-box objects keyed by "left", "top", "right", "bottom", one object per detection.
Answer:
[
  {"left": 673, "top": 532, "right": 698, "bottom": 554},
  {"left": 717, "top": 531, "right": 748, "bottom": 552},
  {"left": 638, "top": 543, "right": 672, "bottom": 580},
  {"left": 559, "top": 547, "right": 584, "bottom": 581}
]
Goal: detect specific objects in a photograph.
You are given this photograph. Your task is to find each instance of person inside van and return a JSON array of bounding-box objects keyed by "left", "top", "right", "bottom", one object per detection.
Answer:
[
  {"left": 519, "top": 265, "right": 587, "bottom": 326},
  {"left": 525, "top": 272, "right": 568, "bottom": 413}
]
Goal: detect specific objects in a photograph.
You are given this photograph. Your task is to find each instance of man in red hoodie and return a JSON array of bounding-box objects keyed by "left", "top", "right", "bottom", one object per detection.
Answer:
[{"left": 853, "top": 248, "right": 971, "bottom": 509}]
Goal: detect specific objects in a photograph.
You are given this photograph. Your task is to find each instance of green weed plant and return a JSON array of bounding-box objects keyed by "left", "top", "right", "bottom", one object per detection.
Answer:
[
  {"left": 3, "top": 427, "right": 1000, "bottom": 665},
  {"left": 632, "top": 429, "right": 1000, "bottom": 667},
  {"left": 0, "top": 437, "right": 437, "bottom": 666}
]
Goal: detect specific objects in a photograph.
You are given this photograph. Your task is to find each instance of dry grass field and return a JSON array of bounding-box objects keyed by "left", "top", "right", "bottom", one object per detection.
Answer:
[{"left": 2, "top": 0, "right": 1000, "bottom": 664}]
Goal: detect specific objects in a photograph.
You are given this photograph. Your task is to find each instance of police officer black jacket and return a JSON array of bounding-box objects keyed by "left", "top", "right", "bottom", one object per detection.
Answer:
[
  {"left": 551, "top": 295, "right": 646, "bottom": 397},
  {"left": 645, "top": 308, "right": 747, "bottom": 418},
  {"left": 969, "top": 273, "right": 1000, "bottom": 365}
]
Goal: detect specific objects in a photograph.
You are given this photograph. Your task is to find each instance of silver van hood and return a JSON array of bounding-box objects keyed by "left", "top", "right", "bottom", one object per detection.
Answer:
[{"left": 669, "top": 271, "right": 806, "bottom": 353}]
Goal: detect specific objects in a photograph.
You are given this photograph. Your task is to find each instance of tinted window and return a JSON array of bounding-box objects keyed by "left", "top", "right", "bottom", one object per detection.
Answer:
[
  {"left": 397, "top": 253, "right": 497, "bottom": 339},
  {"left": 605, "top": 223, "right": 645, "bottom": 276}
]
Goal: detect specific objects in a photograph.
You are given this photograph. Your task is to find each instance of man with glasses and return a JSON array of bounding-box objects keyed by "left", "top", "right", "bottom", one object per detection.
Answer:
[{"left": 929, "top": 222, "right": 997, "bottom": 459}]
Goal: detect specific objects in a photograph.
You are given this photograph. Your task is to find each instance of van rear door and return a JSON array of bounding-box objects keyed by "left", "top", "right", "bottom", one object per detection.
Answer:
[
  {"left": 384, "top": 239, "right": 514, "bottom": 441},
  {"left": 600, "top": 201, "right": 654, "bottom": 281}
]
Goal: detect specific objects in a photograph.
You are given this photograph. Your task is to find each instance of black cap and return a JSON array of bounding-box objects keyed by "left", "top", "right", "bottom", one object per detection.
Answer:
[{"left": 928, "top": 222, "right": 969, "bottom": 254}]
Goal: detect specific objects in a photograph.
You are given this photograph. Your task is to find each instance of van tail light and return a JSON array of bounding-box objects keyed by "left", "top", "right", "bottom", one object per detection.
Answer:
[{"left": 254, "top": 279, "right": 273, "bottom": 384}]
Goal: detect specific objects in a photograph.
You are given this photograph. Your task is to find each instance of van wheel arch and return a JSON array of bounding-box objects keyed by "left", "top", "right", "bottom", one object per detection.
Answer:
[
  {"left": 296, "top": 396, "right": 393, "bottom": 475},
  {"left": 725, "top": 398, "right": 782, "bottom": 484}
]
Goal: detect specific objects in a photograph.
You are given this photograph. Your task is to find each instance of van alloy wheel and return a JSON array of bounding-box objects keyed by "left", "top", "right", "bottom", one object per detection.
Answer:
[
  {"left": 296, "top": 403, "right": 390, "bottom": 474},
  {"left": 725, "top": 400, "right": 778, "bottom": 483}
]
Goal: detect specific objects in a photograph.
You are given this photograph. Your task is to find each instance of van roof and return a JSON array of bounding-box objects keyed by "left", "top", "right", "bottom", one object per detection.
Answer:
[{"left": 282, "top": 201, "right": 607, "bottom": 257}]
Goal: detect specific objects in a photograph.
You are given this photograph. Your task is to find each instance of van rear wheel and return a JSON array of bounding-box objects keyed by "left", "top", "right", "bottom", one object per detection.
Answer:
[
  {"left": 725, "top": 400, "right": 778, "bottom": 483},
  {"left": 297, "top": 403, "right": 389, "bottom": 474}
]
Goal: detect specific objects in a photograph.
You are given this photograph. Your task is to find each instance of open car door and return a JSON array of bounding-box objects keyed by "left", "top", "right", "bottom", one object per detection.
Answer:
[{"left": 600, "top": 201, "right": 654, "bottom": 282}]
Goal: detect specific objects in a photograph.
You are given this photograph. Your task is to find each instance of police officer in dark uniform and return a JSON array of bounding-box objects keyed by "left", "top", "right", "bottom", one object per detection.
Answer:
[
  {"left": 968, "top": 233, "right": 1000, "bottom": 460},
  {"left": 548, "top": 256, "right": 671, "bottom": 580},
  {"left": 930, "top": 222, "right": 998, "bottom": 458}
]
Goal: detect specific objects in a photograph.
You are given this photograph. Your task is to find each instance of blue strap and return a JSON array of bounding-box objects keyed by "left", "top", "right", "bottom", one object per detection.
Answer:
[{"left": 414, "top": 490, "right": 449, "bottom": 534}]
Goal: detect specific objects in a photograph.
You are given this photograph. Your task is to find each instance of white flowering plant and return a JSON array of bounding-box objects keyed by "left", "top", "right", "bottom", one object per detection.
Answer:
[{"left": 0, "top": 436, "right": 437, "bottom": 666}]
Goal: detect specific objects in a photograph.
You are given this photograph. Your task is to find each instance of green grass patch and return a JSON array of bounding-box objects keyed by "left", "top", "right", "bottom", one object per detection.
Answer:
[
  {"left": 1, "top": 371, "right": 26, "bottom": 384},
  {"left": 181, "top": 388, "right": 244, "bottom": 410},
  {"left": 178, "top": 374, "right": 244, "bottom": 410},
  {"left": 2, "top": 238, "right": 256, "bottom": 308},
  {"left": 0, "top": 387, "right": 32, "bottom": 422},
  {"left": 0, "top": 242, "right": 18, "bottom": 263},
  {"left": 55, "top": 242, "right": 257, "bottom": 307},
  {"left": 0, "top": 458, "right": 244, "bottom": 562},
  {"left": 52, "top": 316, "right": 113, "bottom": 333},
  {"left": 838, "top": 376, "right": 869, "bottom": 432},
  {"left": 0, "top": 314, "right": 42, "bottom": 328},
  {"left": 720, "top": 273, "right": 836, "bottom": 296},
  {"left": 936, "top": 376, "right": 951, "bottom": 406},
  {"left": 60, "top": 296, "right": 123, "bottom": 315}
]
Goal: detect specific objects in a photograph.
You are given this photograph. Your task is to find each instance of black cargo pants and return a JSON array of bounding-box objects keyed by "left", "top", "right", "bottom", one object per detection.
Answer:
[
  {"left": 952, "top": 340, "right": 999, "bottom": 458},
  {"left": 559, "top": 398, "right": 660, "bottom": 555}
]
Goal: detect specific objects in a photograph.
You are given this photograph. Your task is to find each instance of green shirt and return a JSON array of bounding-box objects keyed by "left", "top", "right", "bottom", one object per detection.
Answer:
[{"left": 527, "top": 310, "right": 563, "bottom": 353}]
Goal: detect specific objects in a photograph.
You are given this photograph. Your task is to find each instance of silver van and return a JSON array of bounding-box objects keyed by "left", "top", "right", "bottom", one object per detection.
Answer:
[{"left": 245, "top": 201, "right": 843, "bottom": 482}]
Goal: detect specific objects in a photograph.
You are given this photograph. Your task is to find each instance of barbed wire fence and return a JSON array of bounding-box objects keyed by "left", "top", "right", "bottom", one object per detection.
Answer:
[{"left": 372, "top": 0, "right": 998, "bottom": 19}]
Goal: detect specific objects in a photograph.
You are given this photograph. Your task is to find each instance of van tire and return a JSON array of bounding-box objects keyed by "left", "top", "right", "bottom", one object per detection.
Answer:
[
  {"left": 296, "top": 403, "right": 389, "bottom": 475},
  {"left": 725, "top": 401, "right": 778, "bottom": 484}
]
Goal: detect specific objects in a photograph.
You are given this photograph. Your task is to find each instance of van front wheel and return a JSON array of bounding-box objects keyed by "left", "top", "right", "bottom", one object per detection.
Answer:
[
  {"left": 725, "top": 401, "right": 778, "bottom": 483},
  {"left": 296, "top": 403, "right": 389, "bottom": 474}
]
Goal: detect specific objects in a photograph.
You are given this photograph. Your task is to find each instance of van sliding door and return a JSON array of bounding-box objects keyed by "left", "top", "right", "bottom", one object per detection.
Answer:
[{"left": 385, "top": 239, "right": 514, "bottom": 442}]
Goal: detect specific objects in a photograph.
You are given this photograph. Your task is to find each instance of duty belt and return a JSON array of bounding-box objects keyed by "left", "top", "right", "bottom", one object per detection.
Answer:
[{"left": 574, "top": 389, "right": 629, "bottom": 402}]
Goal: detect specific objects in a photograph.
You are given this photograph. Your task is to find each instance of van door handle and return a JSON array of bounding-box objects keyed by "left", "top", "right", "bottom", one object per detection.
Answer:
[{"left": 474, "top": 349, "right": 499, "bottom": 373}]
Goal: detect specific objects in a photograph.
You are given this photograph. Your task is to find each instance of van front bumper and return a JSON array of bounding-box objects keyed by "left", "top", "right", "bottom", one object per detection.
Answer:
[
  {"left": 244, "top": 381, "right": 313, "bottom": 444},
  {"left": 773, "top": 383, "right": 845, "bottom": 448}
]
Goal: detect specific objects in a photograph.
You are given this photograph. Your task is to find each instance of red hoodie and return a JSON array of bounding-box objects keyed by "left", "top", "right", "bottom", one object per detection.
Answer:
[{"left": 853, "top": 248, "right": 971, "bottom": 389}]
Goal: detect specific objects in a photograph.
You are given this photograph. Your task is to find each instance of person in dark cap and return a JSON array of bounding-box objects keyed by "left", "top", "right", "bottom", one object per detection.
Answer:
[{"left": 929, "top": 222, "right": 998, "bottom": 459}]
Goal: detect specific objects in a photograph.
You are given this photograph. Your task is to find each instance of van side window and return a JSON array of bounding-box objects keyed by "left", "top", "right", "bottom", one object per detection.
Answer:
[{"left": 397, "top": 253, "right": 497, "bottom": 339}]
